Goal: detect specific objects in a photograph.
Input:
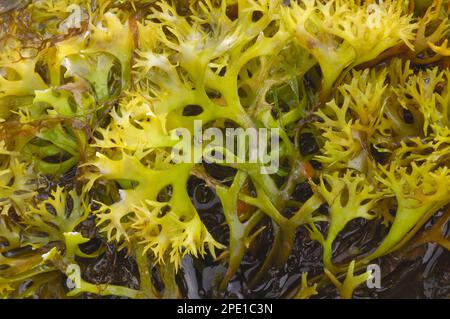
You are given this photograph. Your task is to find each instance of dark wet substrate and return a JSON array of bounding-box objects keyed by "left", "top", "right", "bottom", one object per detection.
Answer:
[{"left": 76, "top": 176, "right": 450, "bottom": 299}]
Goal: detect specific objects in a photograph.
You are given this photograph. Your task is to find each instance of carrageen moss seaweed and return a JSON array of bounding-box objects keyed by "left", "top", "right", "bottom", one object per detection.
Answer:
[{"left": 0, "top": 0, "right": 449, "bottom": 299}]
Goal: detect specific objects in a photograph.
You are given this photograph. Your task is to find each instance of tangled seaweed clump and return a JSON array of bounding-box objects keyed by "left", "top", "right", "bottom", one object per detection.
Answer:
[{"left": 0, "top": 0, "right": 449, "bottom": 299}]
